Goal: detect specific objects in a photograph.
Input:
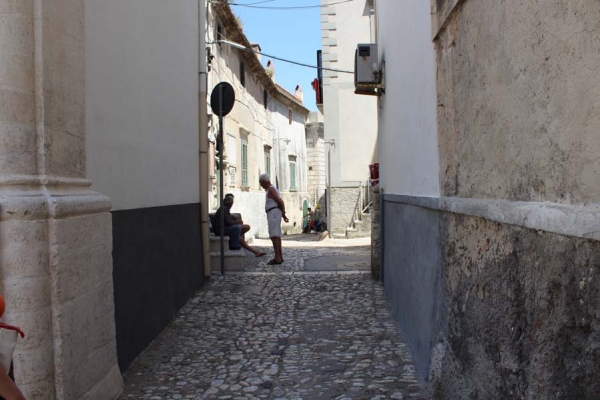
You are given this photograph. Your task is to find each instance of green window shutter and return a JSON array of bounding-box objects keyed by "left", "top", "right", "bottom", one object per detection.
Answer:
[{"left": 242, "top": 140, "right": 248, "bottom": 187}]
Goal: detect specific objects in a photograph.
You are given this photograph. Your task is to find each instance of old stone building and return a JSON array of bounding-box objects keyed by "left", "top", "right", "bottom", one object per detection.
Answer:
[
  {"left": 207, "top": 3, "right": 310, "bottom": 239},
  {"left": 374, "top": 0, "right": 600, "bottom": 398}
]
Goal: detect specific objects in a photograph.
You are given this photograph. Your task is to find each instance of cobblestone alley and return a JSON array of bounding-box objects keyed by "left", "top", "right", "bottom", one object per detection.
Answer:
[{"left": 119, "top": 237, "right": 429, "bottom": 400}]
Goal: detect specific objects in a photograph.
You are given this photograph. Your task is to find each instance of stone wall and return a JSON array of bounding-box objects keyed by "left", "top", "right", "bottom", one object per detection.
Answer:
[
  {"left": 428, "top": 0, "right": 600, "bottom": 397},
  {"left": 432, "top": 214, "right": 600, "bottom": 399},
  {"left": 0, "top": 1, "right": 122, "bottom": 398},
  {"left": 306, "top": 119, "right": 326, "bottom": 208},
  {"left": 330, "top": 187, "right": 360, "bottom": 235},
  {"left": 435, "top": 0, "right": 600, "bottom": 204}
]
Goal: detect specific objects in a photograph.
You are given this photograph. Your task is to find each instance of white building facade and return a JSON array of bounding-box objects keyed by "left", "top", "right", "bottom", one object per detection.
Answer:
[{"left": 320, "top": 0, "right": 379, "bottom": 237}]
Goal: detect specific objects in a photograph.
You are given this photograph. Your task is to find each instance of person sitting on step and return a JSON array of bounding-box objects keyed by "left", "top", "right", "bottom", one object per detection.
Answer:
[{"left": 213, "top": 195, "right": 266, "bottom": 257}]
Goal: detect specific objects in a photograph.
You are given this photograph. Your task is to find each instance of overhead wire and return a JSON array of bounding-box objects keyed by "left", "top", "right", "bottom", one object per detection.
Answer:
[
  {"left": 209, "top": 0, "right": 356, "bottom": 10},
  {"left": 208, "top": 40, "right": 354, "bottom": 74}
]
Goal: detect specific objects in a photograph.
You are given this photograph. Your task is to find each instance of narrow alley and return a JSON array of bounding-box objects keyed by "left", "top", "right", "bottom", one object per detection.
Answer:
[{"left": 118, "top": 238, "right": 428, "bottom": 400}]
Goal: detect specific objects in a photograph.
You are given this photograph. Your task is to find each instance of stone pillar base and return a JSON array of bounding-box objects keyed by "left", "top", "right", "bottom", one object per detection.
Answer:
[{"left": 0, "top": 178, "right": 123, "bottom": 400}]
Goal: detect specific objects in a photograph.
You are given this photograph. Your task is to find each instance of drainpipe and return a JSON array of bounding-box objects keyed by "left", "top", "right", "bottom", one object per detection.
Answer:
[{"left": 199, "top": 0, "right": 211, "bottom": 278}]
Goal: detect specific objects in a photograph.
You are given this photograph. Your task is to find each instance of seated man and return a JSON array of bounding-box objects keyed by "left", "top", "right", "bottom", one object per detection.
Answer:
[
  {"left": 305, "top": 207, "right": 321, "bottom": 233},
  {"left": 213, "top": 195, "right": 266, "bottom": 257}
]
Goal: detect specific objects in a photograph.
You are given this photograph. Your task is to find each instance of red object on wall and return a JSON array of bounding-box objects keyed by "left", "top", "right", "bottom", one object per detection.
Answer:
[
  {"left": 369, "top": 163, "right": 379, "bottom": 186},
  {"left": 311, "top": 78, "right": 321, "bottom": 104}
]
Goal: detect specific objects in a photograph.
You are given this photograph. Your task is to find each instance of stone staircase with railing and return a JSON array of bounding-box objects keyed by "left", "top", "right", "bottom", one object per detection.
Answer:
[{"left": 334, "top": 180, "right": 374, "bottom": 239}]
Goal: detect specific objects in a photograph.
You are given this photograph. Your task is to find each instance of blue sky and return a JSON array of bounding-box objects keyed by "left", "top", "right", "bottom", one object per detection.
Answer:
[{"left": 231, "top": 0, "right": 321, "bottom": 111}]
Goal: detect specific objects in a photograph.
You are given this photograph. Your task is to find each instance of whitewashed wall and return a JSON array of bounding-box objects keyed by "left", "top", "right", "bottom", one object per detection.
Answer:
[
  {"left": 376, "top": 0, "right": 439, "bottom": 196},
  {"left": 86, "top": 0, "right": 200, "bottom": 211},
  {"left": 271, "top": 98, "right": 308, "bottom": 194},
  {"left": 321, "top": 0, "right": 378, "bottom": 187}
]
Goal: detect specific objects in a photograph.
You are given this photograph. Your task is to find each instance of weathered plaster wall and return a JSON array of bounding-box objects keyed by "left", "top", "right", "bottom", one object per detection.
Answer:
[
  {"left": 436, "top": 0, "right": 600, "bottom": 203},
  {"left": 432, "top": 213, "right": 600, "bottom": 399},
  {"left": 430, "top": 1, "right": 600, "bottom": 397}
]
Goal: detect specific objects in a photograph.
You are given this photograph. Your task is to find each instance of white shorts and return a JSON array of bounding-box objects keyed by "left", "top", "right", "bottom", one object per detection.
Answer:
[{"left": 266, "top": 208, "right": 283, "bottom": 238}]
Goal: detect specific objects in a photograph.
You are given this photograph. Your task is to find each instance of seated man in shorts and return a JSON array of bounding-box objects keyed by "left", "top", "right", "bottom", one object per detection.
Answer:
[{"left": 213, "top": 195, "right": 266, "bottom": 257}]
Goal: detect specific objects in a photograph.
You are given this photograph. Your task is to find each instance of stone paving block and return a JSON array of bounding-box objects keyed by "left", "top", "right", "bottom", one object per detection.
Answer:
[{"left": 118, "top": 240, "right": 429, "bottom": 400}]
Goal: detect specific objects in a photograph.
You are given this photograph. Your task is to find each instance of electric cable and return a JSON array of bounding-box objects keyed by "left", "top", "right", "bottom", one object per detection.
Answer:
[
  {"left": 210, "top": 40, "right": 354, "bottom": 74},
  {"left": 209, "top": 0, "right": 356, "bottom": 10}
]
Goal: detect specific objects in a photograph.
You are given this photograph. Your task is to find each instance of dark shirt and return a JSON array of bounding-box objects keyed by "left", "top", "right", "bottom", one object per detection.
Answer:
[{"left": 213, "top": 205, "right": 234, "bottom": 234}]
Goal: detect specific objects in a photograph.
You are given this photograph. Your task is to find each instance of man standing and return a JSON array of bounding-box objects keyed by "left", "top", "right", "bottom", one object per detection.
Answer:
[
  {"left": 259, "top": 174, "right": 289, "bottom": 265},
  {"left": 213, "top": 195, "right": 266, "bottom": 257}
]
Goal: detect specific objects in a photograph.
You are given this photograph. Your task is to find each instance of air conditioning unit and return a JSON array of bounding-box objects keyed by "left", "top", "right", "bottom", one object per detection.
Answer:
[{"left": 354, "top": 44, "right": 381, "bottom": 94}]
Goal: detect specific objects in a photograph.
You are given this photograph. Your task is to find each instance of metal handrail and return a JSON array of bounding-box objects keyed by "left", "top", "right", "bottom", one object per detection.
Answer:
[{"left": 348, "top": 179, "right": 372, "bottom": 229}]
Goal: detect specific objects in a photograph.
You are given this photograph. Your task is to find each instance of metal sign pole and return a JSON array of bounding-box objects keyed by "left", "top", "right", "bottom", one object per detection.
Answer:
[
  {"left": 219, "top": 84, "right": 225, "bottom": 276},
  {"left": 210, "top": 81, "right": 234, "bottom": 277}
]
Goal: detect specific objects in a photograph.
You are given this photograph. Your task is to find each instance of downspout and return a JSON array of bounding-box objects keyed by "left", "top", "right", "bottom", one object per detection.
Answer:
[{"left": 199, "top": 0, "right": 211, "bottom": 278}]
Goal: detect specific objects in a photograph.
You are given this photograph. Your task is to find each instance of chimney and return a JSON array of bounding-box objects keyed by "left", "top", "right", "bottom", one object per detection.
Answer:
[
  {"left": 295, "top": 85, "right": 304, "bottom": 104},
  {"left": 266, "top": 60, "right": 275, "bottom": 81},
  {"left": 251, "top": 43, "right": 261, "bottom": 62}
]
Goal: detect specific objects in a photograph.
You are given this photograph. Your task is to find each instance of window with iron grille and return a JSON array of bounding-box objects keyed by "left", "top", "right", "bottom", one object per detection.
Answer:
[
  {"left": 241, "top": 139, "right": 248, "bottom": 187},
  {"left": 240, "top": 61, "right": 246, "bottom": 88},
  {"left": 289, "top": 161, "right": 296, "bottom": 190},
  {"left": 265, "top": 151, "right": 271, "bottom": 178}
]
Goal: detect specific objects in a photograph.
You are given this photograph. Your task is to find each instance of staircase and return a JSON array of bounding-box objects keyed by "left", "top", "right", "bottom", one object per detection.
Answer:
[
  {"left": 208, "top": 212, "right": 246, "bottom": 272},
  {"left": 342, "top": 180, "right": 374, "bottom": 239},
  {"left": 210, "top": 235, "right": 245, "bottom": 272}
]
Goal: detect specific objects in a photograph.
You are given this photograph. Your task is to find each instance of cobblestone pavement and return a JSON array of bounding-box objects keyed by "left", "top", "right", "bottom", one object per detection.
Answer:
[{"left": 119, "top": 236, "right": 429, "bottom": 400}]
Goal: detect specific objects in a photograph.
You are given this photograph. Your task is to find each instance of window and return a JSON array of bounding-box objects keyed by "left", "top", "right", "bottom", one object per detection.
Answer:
[
  {"left": 263, "top": 89, "right": 268, "bottom": 109},
  {"left": 288, "top": 109, "right": 293, "bottom": 125},
  {"left": 241, "top": 139, "right": 248, "bottom": 187},
  {"left": 289, "top": 161, "right": 296, "bottom": 190},
  {"left": 217, "top": 24, "right": 223, "bottom": 45},
  {"left": 265, "top": 151, "right": 271, "bottom": 178},
  {"left": 240, "top": 61, "right": 246, "bottom": 87}
]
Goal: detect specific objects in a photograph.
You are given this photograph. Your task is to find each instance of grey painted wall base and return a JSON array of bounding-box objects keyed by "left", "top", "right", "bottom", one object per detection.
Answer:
[
  {"left": 382, "top": 200, "right": 442, "bottom": 380},
  {"left": 112, "top": 203, "right": 204, "bottom": 371}
]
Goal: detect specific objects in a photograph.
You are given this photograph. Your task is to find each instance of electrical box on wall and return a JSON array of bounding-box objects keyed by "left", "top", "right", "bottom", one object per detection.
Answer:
[{"left": 354, "top": 44, "right": 382, "bottom": 95}]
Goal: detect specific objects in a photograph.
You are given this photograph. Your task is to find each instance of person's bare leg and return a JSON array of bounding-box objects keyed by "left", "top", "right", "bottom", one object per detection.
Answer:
[
  {"left": 273, "top": 237, "right": 283, "bottom": 262},
  {"left": 241, "top": 224, "right": 250, "bottom": 235},
  {"left": 240, "top": 237, "right": 266, "bottom": 257}
]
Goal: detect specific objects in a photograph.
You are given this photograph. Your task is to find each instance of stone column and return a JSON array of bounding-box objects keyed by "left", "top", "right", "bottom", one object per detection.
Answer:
[{"left": 0, "top": 1, "right": 123, "bottom": 398}]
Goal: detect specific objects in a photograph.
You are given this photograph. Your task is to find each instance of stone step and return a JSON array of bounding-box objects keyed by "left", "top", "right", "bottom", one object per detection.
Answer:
[
  {"left": 210, "top": 235, "right": 231, "bottom": 252},
  {"left": 332, "top": 233, "right": 347, "bottom": 239},
  {"left": 210, "top": 250, "right": 245, "bottom": 272},
  {"left": 346, "top": 227, "right": 371, "bottom": 239}
]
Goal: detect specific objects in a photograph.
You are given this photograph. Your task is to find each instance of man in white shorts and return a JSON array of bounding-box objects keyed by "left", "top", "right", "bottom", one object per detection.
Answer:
[{"left": 259, "top": 174, "right": 289, "bottom": 265}]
